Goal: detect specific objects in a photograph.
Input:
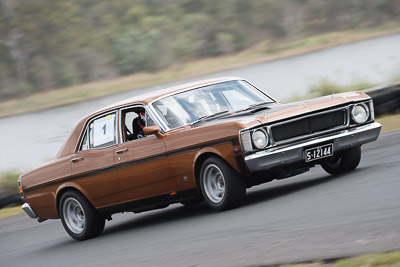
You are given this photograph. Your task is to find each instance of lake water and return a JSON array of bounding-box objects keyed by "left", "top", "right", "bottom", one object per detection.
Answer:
[{"left": 1, "top": 34, "right": 399, "bottom": 172}]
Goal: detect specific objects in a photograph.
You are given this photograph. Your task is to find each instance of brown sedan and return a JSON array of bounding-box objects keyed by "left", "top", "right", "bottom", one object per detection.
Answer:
[{"left": 18, "top": 77, "right": 381, "bottom": 240}]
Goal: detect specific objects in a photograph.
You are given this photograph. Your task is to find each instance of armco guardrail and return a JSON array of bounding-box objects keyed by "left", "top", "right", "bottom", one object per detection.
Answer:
[{"left": 364, "top": 83, "right": 400, "bottom": 116}]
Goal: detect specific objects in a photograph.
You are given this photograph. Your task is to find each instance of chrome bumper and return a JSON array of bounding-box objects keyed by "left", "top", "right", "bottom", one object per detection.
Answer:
[
  {"left": 22, "top": 202, "right": 38, "bottom": 218},
  {"left": 245, "top": 122, "right": 382, "bottom": 172}
]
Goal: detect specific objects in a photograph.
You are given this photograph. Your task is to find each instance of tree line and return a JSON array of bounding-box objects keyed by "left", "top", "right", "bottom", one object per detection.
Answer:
[{"left": 1, "top": 0, "right": 399, "bottom": 100}]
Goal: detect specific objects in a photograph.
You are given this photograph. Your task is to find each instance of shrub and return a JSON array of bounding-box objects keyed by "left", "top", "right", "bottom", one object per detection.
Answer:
[
  {"left": 309, "top": 79, "right": 375, "bottom": 97},
  {"left": 0, "top": 171, "right": 21, "bottom": 195}
]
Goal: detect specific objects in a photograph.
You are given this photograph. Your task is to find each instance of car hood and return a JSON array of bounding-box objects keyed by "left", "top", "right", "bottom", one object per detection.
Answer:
[{"left": 194, "top": 91, "right": 371, "bottom": 129}]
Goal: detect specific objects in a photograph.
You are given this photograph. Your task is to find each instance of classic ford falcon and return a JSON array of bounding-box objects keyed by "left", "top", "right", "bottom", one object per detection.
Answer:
[{"left": 19, "top": 77, "right": 381, "bottom": 240}]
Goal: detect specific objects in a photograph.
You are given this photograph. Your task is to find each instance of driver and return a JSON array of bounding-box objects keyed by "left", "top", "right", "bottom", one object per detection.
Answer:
[{"left": 132, "top": 111, "right": 146, "bottom": 139}]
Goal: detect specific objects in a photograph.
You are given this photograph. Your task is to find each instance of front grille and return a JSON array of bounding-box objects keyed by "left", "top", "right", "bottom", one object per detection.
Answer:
[{"left": 270, "top": 109, "right": 346, "bottom": 142}]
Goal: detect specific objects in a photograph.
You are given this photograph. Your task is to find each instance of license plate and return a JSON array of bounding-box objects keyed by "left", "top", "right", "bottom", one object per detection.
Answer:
[{"left": 305, "top": 144, "right": 333, "bottom": 162}]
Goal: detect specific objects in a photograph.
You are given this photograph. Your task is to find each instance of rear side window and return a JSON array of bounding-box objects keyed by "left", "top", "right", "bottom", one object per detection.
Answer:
[
  {"left": 79, "top": 112, "right": 117, "bottom": 151},
  {"left": 80, "top": 131, "right": 89, "bottom": 151}
]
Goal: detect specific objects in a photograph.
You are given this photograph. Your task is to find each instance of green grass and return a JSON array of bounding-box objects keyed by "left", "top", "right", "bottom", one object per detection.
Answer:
[
  {"left": 286, "top": 66, "right": 400, "bottom": 103},
  {"left": 1, "top": 23, "right": 400, "bottom": 118},
  {"left": 308, "top": 79, "right": 376, "bottom": 98},
  {"left": 376, "top": 113, "right": 400, "bottom": 133},
  {"left": 260, "top": 251, "right": 400, "bottom": 267},
  {"left": 331, "top": 251, "right": 400, "bottom": 267},
  {"left": 0, "top": 170, "right": 20, "bottom": 195},
  {"left": 0, "top": 206, "right": 23, "bottom": 218},
  {"left": 286, "top": 79, "right": 378, "bottom": 102},
  {"left": 0, "top": 171, "right": 22, "bottom": 219}
]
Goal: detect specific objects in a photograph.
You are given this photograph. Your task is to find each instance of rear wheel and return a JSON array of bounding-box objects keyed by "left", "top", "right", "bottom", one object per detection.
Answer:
[
  {"left": 59, "top": 191, "right": 105, "bottom": 241},
  {"left": 321, "top": 146, "right": 361, "bottom": 175},
  {"left": 200, "top": 157, "right": 246, "bottom": 211}
]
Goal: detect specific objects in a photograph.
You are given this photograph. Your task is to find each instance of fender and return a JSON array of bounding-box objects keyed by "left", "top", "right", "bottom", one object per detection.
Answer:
[
  {"left": 193, "top": 143, "right": 241, "bottom": 178},
  {"left": 56, "top": 182, "right": 96, "bottom": 210}
]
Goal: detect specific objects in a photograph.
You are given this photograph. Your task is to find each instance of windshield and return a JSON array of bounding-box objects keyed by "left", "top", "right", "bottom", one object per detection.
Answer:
[{"left": 151, "top": 80, "right": 274, "bottom": 129}]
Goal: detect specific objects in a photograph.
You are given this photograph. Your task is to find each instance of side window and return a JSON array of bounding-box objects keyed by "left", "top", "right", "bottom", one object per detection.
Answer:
[
  {"left": 91, "top": 113, "right": 117, "bottom": 149},
  {"left": 121, "top": 107, "right": 157, "bottom": 142},
  {"left": 146, "top": 112, "right": 156, "bottom": 127},
  {"left": 79, "top": 113, "right": 117, "bottom": 151},
  {"left": 80, "top": 130, "right": 89, "bottom": 151}
]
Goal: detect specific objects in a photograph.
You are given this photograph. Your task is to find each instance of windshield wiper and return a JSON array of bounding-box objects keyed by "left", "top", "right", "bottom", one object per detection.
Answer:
[
  {"left": 241, "top": 102, "right": 272, "bottom": 112},
  {"left": 191, "top": 110, "right": 230, "bottom": 126}
]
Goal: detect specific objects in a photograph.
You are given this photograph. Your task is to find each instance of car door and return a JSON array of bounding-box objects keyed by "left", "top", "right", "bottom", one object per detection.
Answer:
[
  {"left": 70, "top": 111, "right": 124, "bottom": 207},
  {"left": 115, "top": 106, "right": 177, "bottom": 202}
]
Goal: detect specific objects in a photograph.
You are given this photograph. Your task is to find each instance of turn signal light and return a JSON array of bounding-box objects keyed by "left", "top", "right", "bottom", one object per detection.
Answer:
[{"left": 18, "top": 180, "right": 24, "bottom": 198}]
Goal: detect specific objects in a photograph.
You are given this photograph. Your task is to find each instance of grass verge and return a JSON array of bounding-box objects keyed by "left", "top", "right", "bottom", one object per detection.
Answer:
[
  {"left": 0, "top": 170, "right": 20, "bottom": 195},
  {"left": 276, "top": 251, "right": 400, "bottom": 267},
  {"left": 376, "top": 113, "right": 400, "bottom": 133},
  {"left": 287, "top": 80, "right": 378, "bottom": 102},
  {"left": 331, "top": 251, "right": 400, "bottom": 267},
  {"left": 1, "top": 23, "right": 400, "bottom": 118},
  {"left": 0, "top": 206, "right": 23, "bottom": 218},
  {"left": 0, "top": 171, "right": 22, "bottom": 218}
]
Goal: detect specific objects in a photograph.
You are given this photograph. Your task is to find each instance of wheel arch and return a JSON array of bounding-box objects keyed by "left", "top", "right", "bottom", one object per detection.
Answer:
[
  {"left": 194, "top": 150, "right": 247, "bottom": 211},
  {"left": 194, "top": 151, "right": 230, "bottom": 190},
  {"left": 56, "top": 183, "right": 95, "bottom": 216}
]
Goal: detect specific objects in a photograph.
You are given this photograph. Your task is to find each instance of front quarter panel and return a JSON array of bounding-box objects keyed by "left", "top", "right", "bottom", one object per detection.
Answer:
[{"left": 164, "top": 123, "right": 247, "bottom": 191}]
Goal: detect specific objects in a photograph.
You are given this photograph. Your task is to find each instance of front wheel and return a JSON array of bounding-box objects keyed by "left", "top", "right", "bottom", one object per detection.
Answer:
[
  {"left": 59, "top": 191, "right": 105, "bottom": 241},
  {"left": 199, "top": 157, "right": 246, "bottom": 211},
  {"left": 321, "top": 146, "right": 361, "bottom": 175}
]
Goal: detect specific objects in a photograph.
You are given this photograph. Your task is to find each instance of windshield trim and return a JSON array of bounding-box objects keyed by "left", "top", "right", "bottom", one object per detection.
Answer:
[{"left": 147, "top": 79, "right": 276, "bottom": 132}]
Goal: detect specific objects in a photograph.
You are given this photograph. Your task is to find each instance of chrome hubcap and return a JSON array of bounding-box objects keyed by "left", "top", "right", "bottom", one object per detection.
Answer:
[
  {"left": 203, "top": 164, "right": 225, "bottom": 203},
  {"left": 63, "top": 197, "right": 85, "bottom": 234}
]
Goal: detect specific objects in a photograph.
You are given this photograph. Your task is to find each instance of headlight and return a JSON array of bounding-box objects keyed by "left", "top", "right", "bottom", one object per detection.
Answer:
[
  {"left": 252, "top": 129, "right": 268, "bottom": 149},
  {"left": 351, "top": 104, "right": 369, "bottom": 124}
]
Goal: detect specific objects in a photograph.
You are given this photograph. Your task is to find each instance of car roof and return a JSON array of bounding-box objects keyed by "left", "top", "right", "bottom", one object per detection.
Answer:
[
  {"left": 91, "top": 76, "right": 243, "bottom": 116},
  {"left": 56, "top": 77, "right": 243, "bottom": 159}
]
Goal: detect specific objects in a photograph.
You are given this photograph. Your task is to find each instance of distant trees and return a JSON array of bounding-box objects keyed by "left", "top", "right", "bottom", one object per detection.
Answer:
[{"left": 0, "top": 0, "right": 399, "bottom": 100}]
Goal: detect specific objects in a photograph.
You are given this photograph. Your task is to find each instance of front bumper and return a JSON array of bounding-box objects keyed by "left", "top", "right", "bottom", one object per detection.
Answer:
[
  {"left": 245, "top": 122, "right": 382, "bottom": 172},
  {"left": 22, "top": 202, "right": 38, "bottom": 218}
]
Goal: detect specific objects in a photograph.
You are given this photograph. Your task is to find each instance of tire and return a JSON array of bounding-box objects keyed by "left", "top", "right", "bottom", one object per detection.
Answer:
[
  {"left": 199, "top": 156, "right": 246, "bottom": 211},
  {"left": 321, "top": 146, "right": 362, "bottom": 175},
  {"left": 59, "top": 191, "right": 105, "bottom": 241}
]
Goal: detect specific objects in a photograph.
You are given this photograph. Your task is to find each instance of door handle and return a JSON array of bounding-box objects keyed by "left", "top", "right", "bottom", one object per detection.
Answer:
[
  {"left": 115, "top": 148, "right": 128, "bottom": 154},
  {"left": 71, "top": 156, "right": 83, "bottom": 163}
]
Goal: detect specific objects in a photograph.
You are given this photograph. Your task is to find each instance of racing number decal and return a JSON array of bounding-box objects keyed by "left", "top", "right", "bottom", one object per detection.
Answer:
[{"left": 93, "top": 114, "right": 115, "bottom": 147}]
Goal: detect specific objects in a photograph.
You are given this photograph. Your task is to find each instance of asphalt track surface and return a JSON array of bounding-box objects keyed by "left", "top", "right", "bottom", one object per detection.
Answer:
[{"left": 1, "top": 130, "right": 399, "bottom": 267}]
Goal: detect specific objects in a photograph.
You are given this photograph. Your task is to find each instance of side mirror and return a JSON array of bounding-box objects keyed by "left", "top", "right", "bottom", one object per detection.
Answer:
[{"left": 143, "top": 126, "right": 164, "bottom": 138}]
